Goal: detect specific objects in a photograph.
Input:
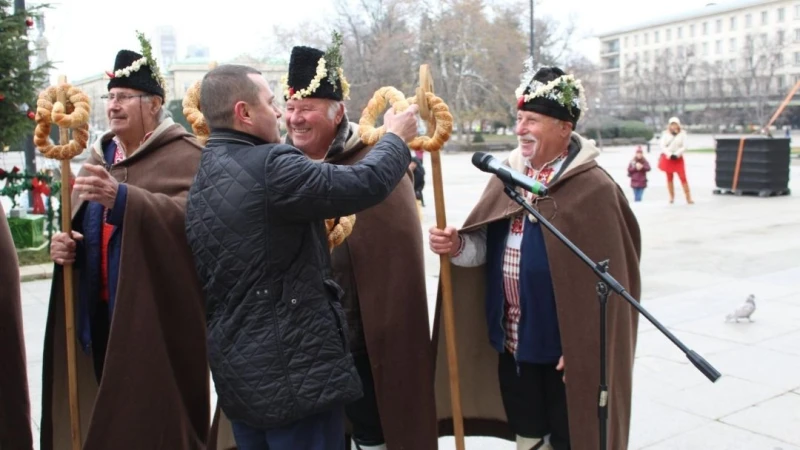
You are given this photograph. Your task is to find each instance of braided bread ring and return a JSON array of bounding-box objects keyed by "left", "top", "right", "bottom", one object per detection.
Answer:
[
  {"left": 182, "top": 81, "right": 210, "bottom": 144},
  {"left": 34, "top": 84, "right": 91, "bottom": 160},
  {"left": 358, "top": 87, "right": 453, "bottom": 152},
  {"left": 325, "top": 215, "right": 357, "bottom": 251}
]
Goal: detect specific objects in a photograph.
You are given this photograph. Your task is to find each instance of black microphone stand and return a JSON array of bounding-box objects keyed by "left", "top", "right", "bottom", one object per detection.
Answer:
[{"left": 501, "top": 184, "right": 721, "bottom": 450}]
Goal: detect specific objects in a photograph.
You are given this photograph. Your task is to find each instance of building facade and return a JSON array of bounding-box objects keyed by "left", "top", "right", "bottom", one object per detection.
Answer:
[{"left": 597, "top": 0, "right": 800, "bottom": 126}]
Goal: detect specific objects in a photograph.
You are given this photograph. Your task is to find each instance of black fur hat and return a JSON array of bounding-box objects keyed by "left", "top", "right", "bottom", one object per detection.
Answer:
[
  {"left": 518, "top": 66, "right": 583, "bottom": 126},
  {"left": 283, "top": 32, "right": 349, "bottom": 102},
  {"left": 285, "top": 46, "right": 342, "bottom": 101},
  {"left": 107, "top": 49, "right": 165, "bottom": 98}
]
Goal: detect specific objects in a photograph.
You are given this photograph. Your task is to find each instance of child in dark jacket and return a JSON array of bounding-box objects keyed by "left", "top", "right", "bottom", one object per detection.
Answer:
[{"left": 627, "top": 147, "right": 651, "bottom": 202}]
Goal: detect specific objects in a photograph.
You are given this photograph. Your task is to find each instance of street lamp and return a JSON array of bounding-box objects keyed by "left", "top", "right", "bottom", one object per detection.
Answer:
[{"left": 529, "top": 0, "right": 535, "bottom": 59}]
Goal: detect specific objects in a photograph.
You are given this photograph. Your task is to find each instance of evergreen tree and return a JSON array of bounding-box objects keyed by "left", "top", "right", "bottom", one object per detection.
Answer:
[{"left": 0, "top": 0, "right": 51, "bottom": 150}]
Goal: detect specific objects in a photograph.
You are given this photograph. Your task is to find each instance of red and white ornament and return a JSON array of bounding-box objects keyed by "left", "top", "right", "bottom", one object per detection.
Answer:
[
  {"left": 25, "top": 17, "right": 34, "bottom": 27},
  {"left": 27, "top": 111, "right": 35, "bottom": 120}
]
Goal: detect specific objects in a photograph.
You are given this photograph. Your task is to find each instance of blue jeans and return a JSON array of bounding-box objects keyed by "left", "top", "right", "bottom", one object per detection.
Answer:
[
  {"left": 231, "top": 407, "right": 345, "bottom": 450},
  {"left": 633, "top": 187, "right": 644, "bottom": 202}
]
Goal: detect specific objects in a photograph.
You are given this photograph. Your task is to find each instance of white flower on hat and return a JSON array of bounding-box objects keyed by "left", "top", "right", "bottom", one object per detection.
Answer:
[{"left": 113, "top": 57, "right": 148, "bottom": 79}]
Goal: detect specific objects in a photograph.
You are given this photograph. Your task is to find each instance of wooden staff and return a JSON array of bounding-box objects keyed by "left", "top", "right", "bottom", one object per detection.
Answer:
[
  {"left": 56, "top": 74, "right": 82, "bottom": 450},
  {"left": 416, "top": 64, "right": 465, "bottom": 450}
]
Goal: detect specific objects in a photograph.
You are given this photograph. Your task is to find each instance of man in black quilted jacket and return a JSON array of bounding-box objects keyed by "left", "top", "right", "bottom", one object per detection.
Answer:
[{"left": 184, "top": 64, "right": 420, "bottom": 450}]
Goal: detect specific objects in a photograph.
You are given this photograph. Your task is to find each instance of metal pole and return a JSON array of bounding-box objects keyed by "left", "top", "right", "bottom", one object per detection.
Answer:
[
  {"left": 529, "top": 0, "right": 535, "bottom": 58},
  {"left": 14, "top": 0, "right": 37, "bottom": 209}
]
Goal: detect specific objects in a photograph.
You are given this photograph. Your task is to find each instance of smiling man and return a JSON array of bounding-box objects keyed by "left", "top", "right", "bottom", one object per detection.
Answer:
[
  {"left": 41, "top": 39, "right": 209, "bottom": 449},
  {"left": 429, "top": 66, "right": 641, "bottom": 450},
  {"left": 281, "top": 40, "right": 437, "bottom": 450}
]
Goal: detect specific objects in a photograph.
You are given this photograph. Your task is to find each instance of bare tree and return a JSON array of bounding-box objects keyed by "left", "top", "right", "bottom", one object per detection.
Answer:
[{"left": 735, "top": 33, "right": 786, "bottom": 125}]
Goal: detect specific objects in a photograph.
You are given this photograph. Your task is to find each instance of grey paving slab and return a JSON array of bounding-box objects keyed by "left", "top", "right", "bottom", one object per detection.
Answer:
[
  {"left": 642, "top": 420, "right": 800, "bottom": 450},
  {"left": 628, "top": 396, "right": 710, "bottom": 449},
  {"left": 648, "top": 375, "right": 787, "bottom": 420},
  {"left": 721, "top": 392, "right": 800, "bottom": 447}
]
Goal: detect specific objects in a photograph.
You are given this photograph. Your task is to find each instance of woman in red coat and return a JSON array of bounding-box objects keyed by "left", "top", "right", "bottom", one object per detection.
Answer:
[{"left": 658, "top": 117, "right": 694, "bottom": 204}]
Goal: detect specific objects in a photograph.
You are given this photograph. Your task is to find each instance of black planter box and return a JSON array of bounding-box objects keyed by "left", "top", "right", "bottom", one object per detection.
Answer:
[{"left": 713, "top": 136, "right": 791, "bottom": 197}]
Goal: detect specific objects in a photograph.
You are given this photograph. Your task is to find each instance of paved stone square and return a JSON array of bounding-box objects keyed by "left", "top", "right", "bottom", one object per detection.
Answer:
[{"left": 15, "top": 144, "right": 800, "bottom": 449}]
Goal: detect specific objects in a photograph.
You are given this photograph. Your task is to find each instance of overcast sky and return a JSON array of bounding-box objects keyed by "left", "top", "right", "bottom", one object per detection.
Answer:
[{"left": 37, "top": 0, "right": 708, "bottom": 83}]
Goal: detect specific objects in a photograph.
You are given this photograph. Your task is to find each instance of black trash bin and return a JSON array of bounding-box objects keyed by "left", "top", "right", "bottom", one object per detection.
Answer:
[{"left": 713, "top": 136, "right": 792, "bottom": 197}]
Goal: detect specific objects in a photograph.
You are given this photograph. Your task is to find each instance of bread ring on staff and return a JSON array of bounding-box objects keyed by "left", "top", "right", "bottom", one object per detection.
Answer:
[
  {"left": 34, "top": 83, "right": 91, "bottom": 160},
  {"left": 182, "top": 81, "right": 210, "bottom": 144},
  {"left": 359, "top": 87, "right": 453, "bottom": 152},
  {"left": 325, "top": 215, "right": 357, "bottom": 250},
  {"left": 359, "top": 87, "right": 410, "bottom": 146}
]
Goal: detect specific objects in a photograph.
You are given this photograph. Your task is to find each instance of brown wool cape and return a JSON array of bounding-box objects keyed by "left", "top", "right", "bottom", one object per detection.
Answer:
[
  {"left": 0, "top": 205, "right": 34, "bottom": 450},
  {"left": 434, "top": 135, "right": 642, "bottom": 450},
  {"left": 208, "top": 122, "right": 437, "bottom": 450},
  {"left": 40, "top": 121, "right": 210, "bottom": 450}
]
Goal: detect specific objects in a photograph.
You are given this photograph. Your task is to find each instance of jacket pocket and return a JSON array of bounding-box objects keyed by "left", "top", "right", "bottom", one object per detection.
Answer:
[{"left": 324, "top": 279, "right": 348, "bottom": 353}]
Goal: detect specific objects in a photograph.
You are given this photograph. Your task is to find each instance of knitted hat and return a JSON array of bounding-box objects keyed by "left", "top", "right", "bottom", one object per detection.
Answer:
[
  {"left": 281, "top": 31, "right": 350, "bottom": 102},
  {"left": 106, "top": 32, "right": 166, "bottom": 99},
  {"left": 516, "top": 65, "right": 585, "bottom": 127}
]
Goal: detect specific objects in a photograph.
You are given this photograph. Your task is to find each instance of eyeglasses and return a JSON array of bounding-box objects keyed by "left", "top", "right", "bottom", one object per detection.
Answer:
[{"left": 100, "top": 93, "right": 151, "bottom": 104}]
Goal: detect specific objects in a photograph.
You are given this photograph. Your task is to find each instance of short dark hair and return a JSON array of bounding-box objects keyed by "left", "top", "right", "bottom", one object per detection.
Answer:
[{"left": 200, "top": 64, "right": 262, "bottom": 129}]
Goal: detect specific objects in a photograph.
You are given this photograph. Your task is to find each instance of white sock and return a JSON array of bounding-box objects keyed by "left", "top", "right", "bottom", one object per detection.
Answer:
[
  {"left": 516, "top": 435, "right": 551, "bottom": 450},
  {"left": 354, "top": 444, "right": 387, "bottom": 450}
]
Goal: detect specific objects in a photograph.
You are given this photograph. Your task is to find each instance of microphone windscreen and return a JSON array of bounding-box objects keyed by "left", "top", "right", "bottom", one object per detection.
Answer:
[{"left": 472, "top": 151, "right": 489, "bottom": 169}]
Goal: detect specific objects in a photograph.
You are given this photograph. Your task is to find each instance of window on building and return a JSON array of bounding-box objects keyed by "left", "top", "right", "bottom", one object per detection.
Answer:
[
  {"left": 624, "top": 36, "right": 629, "bottom": 46},
  {"left": 716, "top": 40, "right": 723, "bottom": 54},
  {"left": 794, "top": 51, "right": 800, "bottom": 65},
  {"left": 795, "top": 5, "right": 800, "bottom": 18},
  {"left": 762, "top": 11, "right": 769, "bottom": 25},
  {"left": 716, "top": 19, "right": 723, "bottom": 32},
  {"left": 730, "top": 38, "right": 737, "bottom": 52},
  {"left": 777, "top": 52, "right": 784, "bottom": 65},
  {"left": 778, "top": 7, "right": 786, "bottom": 22},
  {"left": 761, "top": 33, "right": 768, "bottom": 45},
  {"left": 795, "top": 28, "right": 800, "bottom": 41},
  {"left": 644, "top": 50, "right": 650, "bottom": 62},
  {"left": 728, "top": 59, "right": 736, "bottom": 70},
  {"left": 703, "top": 22, "right": 709, "bottom": 35},
  {"left": 666, "top": 29, "right": 672, "bottom": 41},
  {"left": 703, "top": 42, "right": 709, "bottom": 55},
  {"left": 746, "top": 13, "right": 752, "bottom": 27},
  {"left": 655, "top": 30, "right": 660, "bottom": 43},
  {"left": 777, "top": 74, "right": 785, "bottom": 90},
  {"left": 690, "top": 24, "right": 696, "bottom": 37},
  {"left": 634, "top": 35, "right": 639, "bottom": 46},
  {"left": 678, "top": 27, "right": 683, "bottom": 39},
  {"left": 644, "top": 33, "right": 649, "bottom": 45},
  {"left": 778, "top": 30, "right": 785, "bottom": 44},
  {"left": 730, "top": 16, "right": 736, "bottom": 30}
]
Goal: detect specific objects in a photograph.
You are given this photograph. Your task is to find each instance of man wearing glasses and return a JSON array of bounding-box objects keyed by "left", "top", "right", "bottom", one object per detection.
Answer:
[
  {"left": 429, "top": 66, "right": 641, "bottom": 450},
  {"left": 42, "top": 40, "right": 209, "bottom": 449}
]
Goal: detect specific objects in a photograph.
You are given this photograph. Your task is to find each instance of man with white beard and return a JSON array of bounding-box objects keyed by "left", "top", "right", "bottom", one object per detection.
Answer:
[{"left": 429, "top": 65, "right": 642, "bottom": 450}]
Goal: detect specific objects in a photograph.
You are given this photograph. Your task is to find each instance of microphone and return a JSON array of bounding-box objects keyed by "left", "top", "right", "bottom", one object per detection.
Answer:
[{"left": 471, "top": 151, "right": 549, "bottom": 197}]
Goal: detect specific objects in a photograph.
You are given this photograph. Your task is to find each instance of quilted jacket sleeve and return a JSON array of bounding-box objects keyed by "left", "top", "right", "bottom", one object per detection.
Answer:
[{"left": 265, "top": 133, "right": 411, "bottom": 222}]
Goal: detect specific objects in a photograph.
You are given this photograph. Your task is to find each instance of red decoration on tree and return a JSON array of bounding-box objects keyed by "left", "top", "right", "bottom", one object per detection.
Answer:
[
  {"left": 27, "top": 110, "right": 35, "bottom": 120},
  {"left": 0, "top": 93, "right": 5, "bottom": 101},
  {"left": 31, "top": 176, "right": 51, "bottom": 214},
  {"left": 25, "top": 17, "right": 34, "bottom": 27}
]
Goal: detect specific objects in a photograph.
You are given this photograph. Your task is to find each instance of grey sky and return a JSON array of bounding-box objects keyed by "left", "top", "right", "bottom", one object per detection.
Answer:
[{"left": 40, "top": 0, "right": 706, "bottom": 83}]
